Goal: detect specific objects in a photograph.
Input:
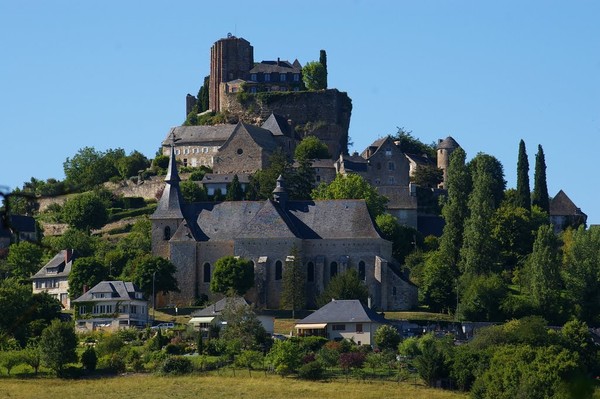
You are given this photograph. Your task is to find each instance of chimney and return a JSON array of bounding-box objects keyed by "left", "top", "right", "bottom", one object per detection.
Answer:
[
  {"left": 367, "top": 296, "right": 372, "bottom": 309},
  {"left": 83, "top": 284, "right": 88, "bottom": 294},
  {"left": 64, "top": 248, "right": 73, "bottom": 264},
  {"left": 277, "top": 57, "right": 280, "bottom": 65}
]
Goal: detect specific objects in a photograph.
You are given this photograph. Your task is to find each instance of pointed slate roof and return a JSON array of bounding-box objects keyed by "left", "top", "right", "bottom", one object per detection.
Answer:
[
  {"left": 32, "top": 249, "right": 74, "bottom": 279},
  {"left": 161, "top": 125, "right": 236, "bottom": 146},
  {"left": 151, "top": 145, "right": 184, "bottom": 220},
  {"left": 550, "top": 190, "right": 587, "bottom": 217},
  {"left": 261, "top": 113, "right": 292, "bottom": 137},
  {"left": 297, "top": 299, "right": 387, "bottom": 324},
  {"left": 218, "top": 122, "right": 278, "bottom": 154}
]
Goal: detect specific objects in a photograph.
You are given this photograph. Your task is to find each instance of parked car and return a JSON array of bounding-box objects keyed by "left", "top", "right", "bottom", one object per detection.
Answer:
[{"left": 151, "top": 322, "right": 175, "bottom": 330}]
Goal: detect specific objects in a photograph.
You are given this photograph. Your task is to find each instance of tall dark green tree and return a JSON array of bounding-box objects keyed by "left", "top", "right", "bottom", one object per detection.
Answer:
[
  {"left": 68, "top": 257, "right": 108, "bottom": 299},
  {"left": 532, "top": 144, "right": 550, "bottom": 213},
  {"left": 319, "top": 49, "right": 328, "bottom": 89},
  {"left": 525, "top": 224, "right": 562, "bottom": 320},
  {"left": 210, "top": 256, "right": 254, "bottom": 296},
  {"left": 197, "top": 75, "right": 210, "bottom": 112},
  {"left": 125, "top": 255, "right": 180, "bottom": 298},
  {"left": 459, "top": 159, "right": 500, "bottom": 276},
  {"left": 61, "top": 192, "right": 108, "bottom": 232},
  {"left": 226, "top": 174, "right": 244, "bottom": 201},
  {"left": 516, "top": 139, "right": 531, "bottom": 210},
  {"left": 281, "top": 246, "right": 306, "bottom": 318},
  {"left": 317, "top": 269, "right": 368, "bottom": 307},
  {"left": 438, "top": 147, "right": 470, "bottom": 271},
  {"left": 467, "top": 153, "right": 506, "bottom": 209}
]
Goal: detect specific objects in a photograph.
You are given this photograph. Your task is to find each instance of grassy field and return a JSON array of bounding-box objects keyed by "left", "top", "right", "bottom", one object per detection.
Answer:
[{"left": 0, "top": 373, "right": 468, "bottom": 399}]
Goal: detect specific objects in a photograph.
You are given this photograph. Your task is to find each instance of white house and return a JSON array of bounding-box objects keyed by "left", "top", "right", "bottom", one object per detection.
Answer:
[
  {"left": 31, "top": 249, "right": 74, "bottom": 309},
  {"left": 72, "top": 281, "right": 148, "bottom": 332},
  {"left": 295, "top": 299, "right": 387, "bottom": 346}
]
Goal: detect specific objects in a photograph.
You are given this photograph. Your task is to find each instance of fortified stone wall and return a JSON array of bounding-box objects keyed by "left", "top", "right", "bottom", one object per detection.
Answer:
[{"left": 221, "top": 89, "right": 352, "bottom": 158}]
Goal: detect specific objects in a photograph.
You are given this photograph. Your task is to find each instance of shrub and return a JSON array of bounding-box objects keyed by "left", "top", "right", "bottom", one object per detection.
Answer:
[
  {"left": 297, "top": 336, "right": 328, "bottom": 352},
  {"left": 164, "top": 343, "right": 185, "bottom": 355},
  {"left": 205, "top": 338, "right": 227, "bottom": 356},
  {"left": 98, "top": 353, "right": 126, "bottom": 374},
  {"left": 161, "top": 356, "right": 192, "bottom": 375},
  {"left": 339, "top": 352, "right": 366, "bottom": 371},
  {"left": 81, "top": 347, "right": 97, "bottom": 372},
  {"left": 96, "top": 334, "right": 124, "bottom": 357},
  {"left": 298, "top": 361, "right": 325, "bottom": 380},
  {"left": 121, "top": 197, "right": 146, "bottom": 209}
]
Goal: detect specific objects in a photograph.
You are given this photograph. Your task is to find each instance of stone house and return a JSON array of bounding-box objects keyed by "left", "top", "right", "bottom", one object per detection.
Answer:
[
  {"left": 31, "top": 249, "right": 74, "bottom": 309},
  {"left": 72, "top": 281, "right": 148, "bottom": 332},
  {"left": 150, "top": 147, "right": 417, "bottom": 311},
  {"left": 161, "top": 124, "right": 236, "bottom": 168},
  {"left": 0, "top": 214, "right": 37, "bottom": 252},
  {"left": 201, "top": 173, "right": 250, "bottom": 196},
  {"left": 295, "top": 299, "right": 388, "bottom": 346},
  {"left": 549, "top": 190, "right": 587, "bottom": 233}
]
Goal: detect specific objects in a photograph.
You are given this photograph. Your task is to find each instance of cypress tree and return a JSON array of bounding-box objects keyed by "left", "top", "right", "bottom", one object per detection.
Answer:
[
  {"left": 532, "top": 145, "right": 550, "bottom": 213},
  {"left": 226, "top": 174, "right": 244, "bottom": 201},
  {"left": 319, "top": 50, "right": 328, "bottom": 89},
  {"left": 516, "top": 139, "right": 531, "bottom": 210}
]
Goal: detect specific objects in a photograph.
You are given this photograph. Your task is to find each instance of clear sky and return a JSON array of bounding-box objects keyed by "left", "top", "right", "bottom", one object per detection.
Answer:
[{"left": 1, "top": 1, "right": 599, "bottom": 224}]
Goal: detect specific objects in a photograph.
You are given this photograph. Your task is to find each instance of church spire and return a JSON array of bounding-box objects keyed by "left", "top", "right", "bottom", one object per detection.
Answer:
[{"left": 152, "top": 134, "right": 184, "bottom": 219}]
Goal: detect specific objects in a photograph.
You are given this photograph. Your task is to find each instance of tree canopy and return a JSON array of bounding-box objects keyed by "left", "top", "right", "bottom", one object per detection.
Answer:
[
  {"left": 312, "top": 173, "right": 388, "bottom": 218},
  {"left": 317, "top": 269, "right": 369, "bottom": 307},
  {"left": 532, "top": 144, "right": 550, "bottom": 213},
  {"left": 302, "top": 61, "right": 327, "bottom": 91},
  {"left": 516, "top": 139, "right": 531, "bottom": 210},
  {"left": 61, "top": 192, "right": 108, "bottom": 232},
  {"left": 294, "top": 136, "right": 330, "bottom": 160},
  {"left": 210, "top": 256, "right": 254, "bottom": 296}
]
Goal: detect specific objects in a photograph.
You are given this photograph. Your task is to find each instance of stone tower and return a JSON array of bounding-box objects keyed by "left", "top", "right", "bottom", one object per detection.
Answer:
[
  {"left": 436, "top": 136, "right": 460, "bottom": 189},
  {"left": 150, "top": 141, "right": 185, "bottom": 259},
  {"left": 209, "top": 34, "right": 254, "bottom": 112}
]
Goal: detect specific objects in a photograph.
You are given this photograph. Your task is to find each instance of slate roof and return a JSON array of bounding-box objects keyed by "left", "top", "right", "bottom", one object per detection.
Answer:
[
  {"left": 190, "top": 296, "right": 249, "bottom": 317},
  {"left": 32, "top": 249, "right": 74, "bottom": 279},
  {"left": 340, "top": 154, "right": 368, "bottom": 173},
  {"left": 250, "top": 60, "right": 301, "bottom": 74},
  {"left": 72, "top": 281, "right": 145, "bottom": 303},
  {"left": 437, "top": 136, "right": 459, "bottom": 150},
  {"left": 162, "top": 125, "right": 237, "bottom": 146},
  {"left": 405, "top": 153, "right": 435, "bottom": 166},
  {"left": 550, "top": 190, "right": 586, "bottom": 216},
  {"left": 298, "top": 299, "right": 387, "bottom": 324},
  {"left": 177, "top": 199, "right": 381, "bottom": 242},
  {"left": 376, "top": 186, "right": 417, "bottom": 210},
  {"left": 261, "top": 113, "right": 292, "bottom": 137},
  {"left": 218, "top": 122, "right": 278, "bottom": 154},
  {"left": 0, "top": 215, "right": 36, "bottom": 237},
  {"left": 202, "top": 173, "right": 250, "bottom": 185},
  {"left": 152, "top": 146, "right": 184, "bottom": 220}
]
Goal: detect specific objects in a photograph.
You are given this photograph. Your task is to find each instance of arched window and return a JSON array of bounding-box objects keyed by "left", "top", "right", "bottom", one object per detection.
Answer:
[
  {"left": 358, "top": 261, "right": 366, "bottom": 281},
  {"left": 163, "top": 226, "right": 171, "bottom": 241},
  {"left": 275, "top": 261, "right": 283, "bottom": 280},
  {"left": 330, "top": 261, "right": 338, "bottom": 278},
  {"left": 307, "top": 262, "right": 315, "bottom": 282},
  {"left": 203, "top": 263, "right": 211, "bottom": 283}
]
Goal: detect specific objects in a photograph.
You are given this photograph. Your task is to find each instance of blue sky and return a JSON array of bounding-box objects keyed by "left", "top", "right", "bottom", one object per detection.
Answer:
[{"left": 1, "top": 1, "right": 599, "bottom": 224}]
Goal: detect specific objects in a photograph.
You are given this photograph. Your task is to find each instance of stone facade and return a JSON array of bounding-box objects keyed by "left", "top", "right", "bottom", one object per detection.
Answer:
[
  {"left": 436, "top": 136, "right": 460, "bottom": 189},
  {"left": 212, "top": 123, "right": 277, "bottom": 174},
  {"left": 151, "top": 150, "right": 417, "bottom": 311},
  {"left": 32, "top": 249, "right": 74, "bottom": 309}
]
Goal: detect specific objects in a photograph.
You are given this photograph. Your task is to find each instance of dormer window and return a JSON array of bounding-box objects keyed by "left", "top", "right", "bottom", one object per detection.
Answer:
[
  {"left": 251, "top": 73, "right": 257, "bottom": 81},
  {"left": 293, "top": 74, "right": 300, "bottom": 82}
]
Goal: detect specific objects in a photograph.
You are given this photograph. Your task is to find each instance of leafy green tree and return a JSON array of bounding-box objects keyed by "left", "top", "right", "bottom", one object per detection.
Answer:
[
  {"left": 560, "top": 319, "right": 598, "bottom": 374},
  {"left": 562, "top": 226, "right": 600, "bottom": 325},
  {"left": 467, "top": 153, "right": 506, "bottom": 209},
  {"left": 281, "top": 246, "right": 306, "bottom": 317},
  {"left": 294, "top": 136, "right": 330, "bottom": 160},
  {"left": 319, "top": 49, "right": 328, "bottom": 89},
  {"left": 288, "top": 158, "right": 316, "bottom": 200},
  {"left": 248, "top": 149, "right": 291, "bottom": 200},
  {"left": 374, "top": 325, "right": 401, "bottom": 352},
  {"left": 61, "top": 192, "right": 108, "bottom": 231},
  {"left": 26, "top": 292, "right": 63, "bottom": 338},
  {"left": 524, "top": 225, "right": 562, "bottom": 320},
  {"left": 459, "top": 158, "right": 501, "bottom": 276},
  {"left": 40, "top": 320, "right": 78, "bottom": 376},
  {"left": 0, "top": 277, "right": 33, "bottom": 343},
  {"left": 68, "top": 257, "right": 108, "bottom": 299},
  {"left": 532, "top": 144, "right": 550, "bottom": 213},
  {"left": 413, "top": 334, "right": 452, "bottom": 387},
  {"left": 210, "top": 256, "right": 254, "bottom": 296},
  {"left": 267, "top": 339, "right": 303, "bottom": 375},
  {"left": 516, "top": 139, "right": 531, "bottom": 210},
  {"left": 63, "top": 147, "right": 124, "bottom": 190},
  {"left": 450, "top": 344, "right": 489, "bottom": 391},
  {"left": 0, "top": 350, "right": 23, "bottom": 376},
  {"left": 459, "top": 274, "right": 507, "bottom": 321},
  {"left": 438, "top": 147, "right": 470, "bottom": 274},
  {"left": 411, "top": 164, "right": 443, "bottom": 188},
  {"left": 312, "top": 173, "right": 388, "bottom": 218},
  {"left": 302, "top": 61, "right": 327, "bottom": 90},
  {"left": 491, "top": 203, "right": 535, "bottom": 271},
  {"left": 43, "top": 228, "right": 97, "bottom": 257},
  {"left": 419, "top": 253, "right": 456, "bottom": 313},
  {"left": 117, "top": 150, "right": 149, "bottom": 179},
  {"left": 220, "top": 298, "right": 266, "bottom": 351},
  {"left": 375, "top": 213, "right": 421, "bottom": 263},
  {"left": 6, "top": 241, "right": 43, "bottom": 280},
  {"left": 124, "top": 255, "right": 179, "bottom": 299},
  {"left": 471, "top": 344, "right": 590, "bottom": 399},
  {"left": 226, "top": 174, "right": 244, "bottom": 201},
  {"left": 22, "top": 340, "right": 42, "bottom": 374},
  {"left": 393, "top": 128, "right": 437, "bottom": 158},
  {"left": 317, "top": 269, "right": 368, "bottom": 307},
  {"left": 180, "top": 180, "right": 207, "bottom": 203}
]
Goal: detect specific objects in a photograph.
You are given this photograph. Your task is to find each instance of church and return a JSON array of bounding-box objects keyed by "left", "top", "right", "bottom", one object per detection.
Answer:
[{"left": 150, "top": 145, "right": 417, "bottom": 311}]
